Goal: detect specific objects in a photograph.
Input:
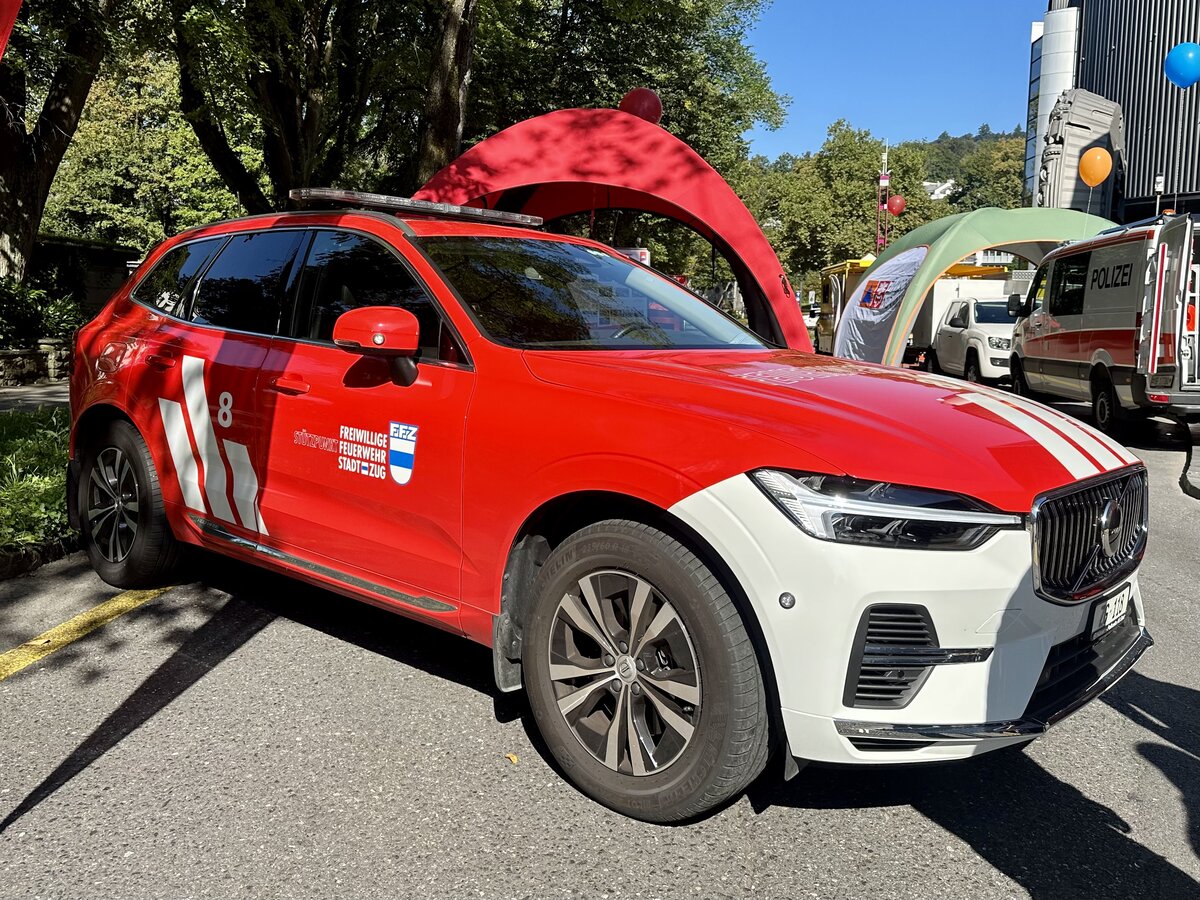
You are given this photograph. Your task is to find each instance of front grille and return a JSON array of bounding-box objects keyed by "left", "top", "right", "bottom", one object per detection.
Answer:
[
  {"left": 1031, "top": 468, "right": 1148, "bottom": 602},
  {"left": 844, "top": 605, "right": 937, "bottom": 709},
  {"left": 1024, "top": 606, "right": 1140, "bottom": 722}
]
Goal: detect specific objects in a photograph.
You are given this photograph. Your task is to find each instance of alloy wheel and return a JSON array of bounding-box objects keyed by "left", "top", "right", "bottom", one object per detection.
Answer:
[
  {"left": 87, "top": 446, "right": 140, "bottom": 563},
  {"left": 547, "top": 569, "right": 701, "bottom": 776}
]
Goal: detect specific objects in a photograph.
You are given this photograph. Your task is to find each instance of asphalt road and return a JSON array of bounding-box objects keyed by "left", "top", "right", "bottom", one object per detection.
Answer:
[{"left": 1, "top": 409, "right": 1198, "bottom": 899}]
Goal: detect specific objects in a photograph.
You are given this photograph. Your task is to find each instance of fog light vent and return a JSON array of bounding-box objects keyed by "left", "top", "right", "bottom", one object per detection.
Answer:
[{"left": 844, "top": 604, "right": 938, "bottom": 709}]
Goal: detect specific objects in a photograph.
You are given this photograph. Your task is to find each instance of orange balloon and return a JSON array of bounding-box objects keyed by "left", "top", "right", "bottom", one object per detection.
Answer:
[{"left": 1080, "top": 147, "right": 1113, "bottom": 188}]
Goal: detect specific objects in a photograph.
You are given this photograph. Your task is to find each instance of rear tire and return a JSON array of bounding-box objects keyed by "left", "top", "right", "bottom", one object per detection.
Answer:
[
  {"left": 1091, "top": 376, "right": 1125, "bottom": 437},
  {"left": 522, "top": 520, "right": 770, "bottom": 823},
  {"left": 78, "top": 419, "right": 182, "bottom": 588}
]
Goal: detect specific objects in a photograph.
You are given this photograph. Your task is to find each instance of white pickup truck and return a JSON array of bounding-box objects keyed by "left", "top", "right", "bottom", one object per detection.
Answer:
[{"left": 927, "top": 298, "right": 1019, "bottom": 383}]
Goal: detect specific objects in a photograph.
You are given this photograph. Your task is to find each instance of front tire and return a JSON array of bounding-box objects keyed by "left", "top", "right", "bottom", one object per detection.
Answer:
[
  {"left": 78, "top": 419, "right": 182, "bottom": 588},
  {"left": 522, "top": 520, "right": 770, "bottom": 822},
  {"left": 964, "top": 352, "right": 982, "bottom": 384},
  {"left": 1011, "top": 358, "right": 1033, "bottom": 398}
]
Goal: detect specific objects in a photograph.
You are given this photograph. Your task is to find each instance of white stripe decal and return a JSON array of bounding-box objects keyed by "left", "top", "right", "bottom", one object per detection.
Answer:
[
  {"left": 997, "top": 393, "right": 1131, "bottom": 470},
  {"left": 961, "top": 392, "right": 1100, "bottom": 479},
  {"left": 181, "top": 355, "right": 236, "bottom": 523},
  {"left": 1150, "top": 243, "right": 1168, "bottom": 375},
  {"left": 224, "top": 439, "right": 267, "bottom": 535},
  {"left": 158, "top": 398, "right": 207, "bottom": 512}
]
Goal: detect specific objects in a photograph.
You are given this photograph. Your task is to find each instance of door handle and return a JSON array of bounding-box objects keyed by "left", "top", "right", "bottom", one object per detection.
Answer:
[
  {"left": 269, "top": 375, "right": 311, "bottom": 395},
  {"left": 146, "top": 353, "right": 177, "bottom": 370}
]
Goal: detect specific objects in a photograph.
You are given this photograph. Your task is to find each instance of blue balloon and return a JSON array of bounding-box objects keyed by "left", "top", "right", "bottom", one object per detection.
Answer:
[{"left": 1164, "top": 41, "right": 1200, "bottom": 89}]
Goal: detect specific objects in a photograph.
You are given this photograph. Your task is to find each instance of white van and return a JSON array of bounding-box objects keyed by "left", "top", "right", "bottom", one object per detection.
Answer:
[{"left": 1009, "top": 215, "right": 1200, "bottom": 433}]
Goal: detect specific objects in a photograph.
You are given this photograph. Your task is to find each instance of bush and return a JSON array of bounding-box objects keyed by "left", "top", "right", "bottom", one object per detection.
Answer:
[
  {"left": 0, "top": 407, "right": 71, "bottom": 548},
  {"left": 0, "top": 277, "right": 82, "bottom": 346}
]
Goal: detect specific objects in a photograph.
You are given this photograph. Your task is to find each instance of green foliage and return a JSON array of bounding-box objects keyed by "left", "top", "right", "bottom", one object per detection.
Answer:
[
  {"left": 41, "top": 52, "right": 244, "bottom": 252},
  {"left": 0, "top": 278, "right": 81, "bottom": 346},
  {"left": 950, "top": 137, "right": 1025, "bottom": 211},
  {"left": 912, "top": 125, "right": 1025, "bottom": 182},
  {"left": 0, "top": 408, "right": 71, "bottom": 548}
]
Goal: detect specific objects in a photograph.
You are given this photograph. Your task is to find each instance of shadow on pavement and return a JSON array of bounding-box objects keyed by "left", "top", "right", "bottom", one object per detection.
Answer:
[
  {"left": 1103, "top": 671, "right": 1200, "bottom": 862},
  {"left": 0, "top": 590, "right": 275, "bottom": 833},
  {"left": 748, "top": 740, "right": 1199, "bottom": 898}
]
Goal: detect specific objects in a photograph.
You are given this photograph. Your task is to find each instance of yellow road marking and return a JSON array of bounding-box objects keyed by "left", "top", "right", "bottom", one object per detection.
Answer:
[{"left": 0, "top": 587, "right": 171, "bottom": 682}]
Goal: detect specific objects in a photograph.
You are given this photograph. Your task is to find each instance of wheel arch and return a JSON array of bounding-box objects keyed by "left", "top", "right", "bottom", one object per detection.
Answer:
[
  {"left": 71, "top": 401, "right": 136, "bottom": 457},
  {"left": 493, "top": 489, "right": 784, "bottom": 754}
]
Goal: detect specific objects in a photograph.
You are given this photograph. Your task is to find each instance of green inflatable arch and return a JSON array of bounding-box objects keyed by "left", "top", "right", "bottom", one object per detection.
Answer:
[{"left": 834, "top": 207, "right": 1115, "bottom": 366}]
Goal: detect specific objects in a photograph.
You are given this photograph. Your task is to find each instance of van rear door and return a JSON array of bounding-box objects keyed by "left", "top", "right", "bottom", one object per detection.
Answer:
[
  {"left": 1180, "top": 250, "right": 1199, "bottom": 391},
  {"left": 1141, "top": 216, "right": 1192, "bottom": 386}
]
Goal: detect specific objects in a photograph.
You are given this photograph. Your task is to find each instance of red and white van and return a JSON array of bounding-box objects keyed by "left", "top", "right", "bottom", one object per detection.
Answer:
[
  {"left": 1009, "top": 214, "right": 1200, "bottom": 432},
  {"left": 69, "top": 191, "right": 1151, "bottom": 822}
]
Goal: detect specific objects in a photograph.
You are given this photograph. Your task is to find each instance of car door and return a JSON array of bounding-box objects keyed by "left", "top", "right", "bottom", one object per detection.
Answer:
[
  {"left": 130, "top": 229, "right": 305, "bottom": 538},
  {"left": 1043, "top": 252, "right": 1089, "bottom": 398},
  {"left": 254, "top": 226, "right": 474, "bottom": 611},
  {"left": 1022, "top": 264, "right": 1052, "bottom": 391},
  {"left": 937, "top": 301, "right": 968, "bottom": 373}
]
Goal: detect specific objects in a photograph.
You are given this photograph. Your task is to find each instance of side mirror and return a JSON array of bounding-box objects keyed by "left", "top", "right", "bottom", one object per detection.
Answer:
[
  {"left": 333, "top": 306, "right": 421, "bottom": 386},
  {"left": 949, "top": 315, "right": 966, "bottom": 329},
  {"left": 1007, "top": 292, "right": 1028, "bottom": 318}
]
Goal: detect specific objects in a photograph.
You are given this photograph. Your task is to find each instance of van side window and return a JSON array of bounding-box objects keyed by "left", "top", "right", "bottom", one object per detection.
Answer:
[
  {"left": 1049, "top": 253, "right": 1090, "bottom": 317},
  {"left": 291, "top": 229, "right": 465, "bottom": 363},
  {"left": 133, "top": 237, "right": 226, "bottom": 318},
  {"left": 190, "top": 231, "right": 306, "bottom": 335},
  {"left": 1029, "top": 267, "right": 1048, "bottom": 311}
]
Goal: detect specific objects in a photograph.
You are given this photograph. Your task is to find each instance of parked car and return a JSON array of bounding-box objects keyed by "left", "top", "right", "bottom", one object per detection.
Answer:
[
  {"left": 1010, "top": 214, "right": 1200, "bottom": 433},
  {"left": 927, "top": 298, "right": 1018, "bottom": 383},
  {"left": 70, "top": 189, "right": 1151, "bottom": 823}
]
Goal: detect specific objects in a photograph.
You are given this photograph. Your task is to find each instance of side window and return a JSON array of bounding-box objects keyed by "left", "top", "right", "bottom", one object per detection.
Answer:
[
  {"left": 291, "top": 230, "right": 464, "bottom": 363},
  {"left": 1048, "top": 253, "right": 1090, "bottom": 317},
  {"left": 132, "top": 237, "right": 225, "bottom": 317},
  {"left": 191, "top": 231, "right": 306, "bottom": 335}
]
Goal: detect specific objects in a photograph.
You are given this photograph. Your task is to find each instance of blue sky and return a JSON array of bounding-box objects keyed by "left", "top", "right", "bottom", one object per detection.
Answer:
[{"left": 745, "top": 0, "right": 1049, "bottom": 158}]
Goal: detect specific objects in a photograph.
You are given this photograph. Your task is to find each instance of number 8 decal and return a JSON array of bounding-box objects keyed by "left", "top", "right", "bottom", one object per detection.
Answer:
[{"left": 217, "top": 392, "right": 234, "bottom": 428}]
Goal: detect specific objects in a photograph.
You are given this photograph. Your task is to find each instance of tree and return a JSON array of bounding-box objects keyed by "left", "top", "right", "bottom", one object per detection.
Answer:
[
  {"left": 169, "top": 0, "right": 434, "bottom": 211},
  {"left": 0, "top": 0, "right": 119, "bottom": 282},
  {"left": 417, "top": 0, "right": 482, "bottom": 184},
  {"left": 41, "top": 53, "right": 243, "bottom": 250},
  {"left": 950, "top": 137, "right": 1025, "bottom": 211}
]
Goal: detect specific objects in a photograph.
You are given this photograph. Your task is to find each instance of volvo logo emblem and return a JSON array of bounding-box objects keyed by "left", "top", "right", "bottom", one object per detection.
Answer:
[
  {"left": 1098, "top": 499, "right": 1123, "bottom": 558},
  {"left": 615, "top": 656, "right": 636, "bottom": 682}
]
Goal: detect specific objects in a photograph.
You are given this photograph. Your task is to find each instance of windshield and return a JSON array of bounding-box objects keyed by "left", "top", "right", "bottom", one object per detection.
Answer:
[
  {"left": 974, "top": 301, "right": 1018, "bottom": 324},
  {"left": 418, "top": 236, "right": 767, "bottom": 350}
]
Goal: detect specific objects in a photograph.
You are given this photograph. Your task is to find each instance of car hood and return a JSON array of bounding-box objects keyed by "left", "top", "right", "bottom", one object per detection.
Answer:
[{"left": 523, "top": 349, "right": 1139, "bottom": 512}]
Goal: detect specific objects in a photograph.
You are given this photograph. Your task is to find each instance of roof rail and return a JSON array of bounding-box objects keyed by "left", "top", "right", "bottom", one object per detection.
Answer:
[{"left": 288, "top": 188, "right": 543, "bottom": 227}]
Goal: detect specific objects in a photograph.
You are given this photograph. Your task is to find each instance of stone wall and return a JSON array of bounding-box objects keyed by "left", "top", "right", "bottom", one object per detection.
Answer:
[{"left": 0, "top": 340, "right": 70, "bottom": 386}]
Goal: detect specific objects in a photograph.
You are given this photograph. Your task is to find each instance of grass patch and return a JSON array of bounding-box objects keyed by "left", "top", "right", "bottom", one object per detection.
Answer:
[{"left": 0, "top": 407, "right": 71, "bottom": 548}]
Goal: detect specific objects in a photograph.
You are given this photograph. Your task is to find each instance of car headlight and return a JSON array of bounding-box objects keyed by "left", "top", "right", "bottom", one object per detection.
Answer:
[
  {"left": 987, "top": 336, "right": 1011, "bottom": 351},
  {"left": 750, "top": 470, "right": 1023, "bottom": 550}
]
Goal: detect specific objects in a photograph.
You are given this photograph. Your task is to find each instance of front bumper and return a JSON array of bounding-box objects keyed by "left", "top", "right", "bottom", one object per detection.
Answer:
[
  {"left": 836, "top": 626, "right": 1151, "bottom": 745},
  {"left": 669, "top": 474, "right": 1150, "bottom": 765}
]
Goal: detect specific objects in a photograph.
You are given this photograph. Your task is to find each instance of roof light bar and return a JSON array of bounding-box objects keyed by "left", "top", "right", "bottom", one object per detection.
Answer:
[{"left": 288, "top": 188, "right": 543, "bottom": 227}]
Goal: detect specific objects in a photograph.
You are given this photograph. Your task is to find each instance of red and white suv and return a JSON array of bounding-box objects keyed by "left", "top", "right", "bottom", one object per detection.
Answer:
[{"left": 70, "top": 191, "right": 1152, "bottom": 822}]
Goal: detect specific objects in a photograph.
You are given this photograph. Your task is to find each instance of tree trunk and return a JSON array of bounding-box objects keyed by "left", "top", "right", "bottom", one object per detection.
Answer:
[
  {"left": 0, "top": 0, "right": 115, "bottom": 285},
  {"left": 416, "top": 0, "right": 480, "bottom": 186}
]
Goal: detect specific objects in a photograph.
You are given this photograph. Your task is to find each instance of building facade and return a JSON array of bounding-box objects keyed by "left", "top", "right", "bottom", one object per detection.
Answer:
[{"left": 1026, "top": 0, "right": 1200, "bottom": 221}]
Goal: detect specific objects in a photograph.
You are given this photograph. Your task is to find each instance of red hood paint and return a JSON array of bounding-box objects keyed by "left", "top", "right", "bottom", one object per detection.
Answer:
[{"left": 523, "top": 349, "right": 1136, "bottom": 513}]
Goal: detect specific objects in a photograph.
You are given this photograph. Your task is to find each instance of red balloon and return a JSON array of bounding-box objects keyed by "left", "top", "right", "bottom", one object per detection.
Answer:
[
  {"left": 619, "top": 88, "right": 663, "bottom": 124},
  {"left": 887, "top": 194, "right": 906, "bottom": 216}
]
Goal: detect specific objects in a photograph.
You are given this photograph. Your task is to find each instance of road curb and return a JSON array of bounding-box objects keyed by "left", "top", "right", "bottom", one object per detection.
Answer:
[{"left": 0, "top": 534, "right": 80, "bottom": 581}]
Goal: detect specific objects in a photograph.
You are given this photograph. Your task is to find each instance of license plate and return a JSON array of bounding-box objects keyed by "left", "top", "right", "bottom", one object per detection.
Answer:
[{"left": 1091, "top": 584, "right": 1132, "bottom": 640}]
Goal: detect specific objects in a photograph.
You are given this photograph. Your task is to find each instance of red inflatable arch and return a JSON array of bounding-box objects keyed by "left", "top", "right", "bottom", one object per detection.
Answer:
[{"left": 415, "top": 108, "right": 811, "bottom": 351}]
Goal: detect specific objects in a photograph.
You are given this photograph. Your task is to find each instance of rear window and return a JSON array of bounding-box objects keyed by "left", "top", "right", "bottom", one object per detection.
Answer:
[
  {"left": 133, "top": 237, "right": 226, "bottom": 317},
  {"left": 418, "top": 236, "right": 765, "bottom": 351}
]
